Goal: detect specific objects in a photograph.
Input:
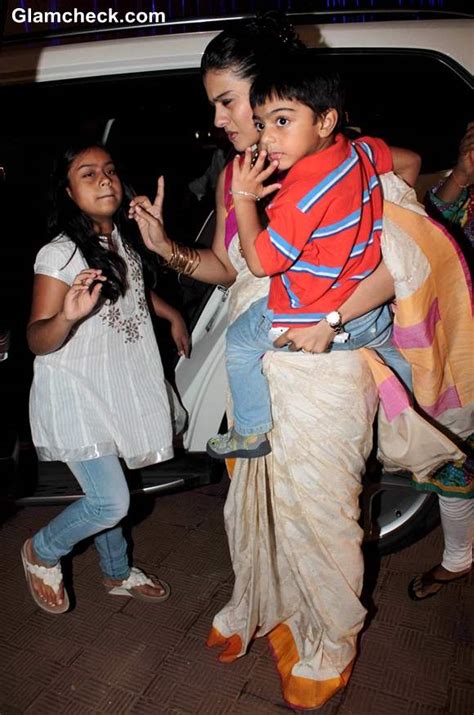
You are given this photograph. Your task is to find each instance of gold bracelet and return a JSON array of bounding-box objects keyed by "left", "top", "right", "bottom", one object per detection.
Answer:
[
  {"left": 229, "top": 189, "right": 260, "bottom": 202},
  {"left": 450, "top": 171, "right": 470, "bottom": 189}
]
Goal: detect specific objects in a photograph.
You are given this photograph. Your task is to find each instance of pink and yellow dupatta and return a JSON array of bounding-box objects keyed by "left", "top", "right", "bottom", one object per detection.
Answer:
[{"left": 364, "top": 198, "right": 473, "bottom": 496}]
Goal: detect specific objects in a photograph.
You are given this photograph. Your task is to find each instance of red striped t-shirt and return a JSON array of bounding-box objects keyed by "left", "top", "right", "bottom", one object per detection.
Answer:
[{"left": 254, "top": 133, "right": 392, "bottom": 327}]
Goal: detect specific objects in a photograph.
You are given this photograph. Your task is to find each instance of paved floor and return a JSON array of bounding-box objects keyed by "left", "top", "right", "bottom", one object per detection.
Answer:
[{"left": 0, "top": 476, "right": 473, "bottom": 714}]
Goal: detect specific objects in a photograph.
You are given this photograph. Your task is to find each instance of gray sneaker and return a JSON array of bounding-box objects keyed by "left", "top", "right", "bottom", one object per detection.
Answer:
[{"left": 206, "top": 429, "right": 271, "bottom": 460}]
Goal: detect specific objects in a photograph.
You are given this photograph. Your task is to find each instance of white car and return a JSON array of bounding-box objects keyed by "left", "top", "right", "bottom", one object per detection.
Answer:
[{"left": 0, "top": 11, "right": 472, "bottom": 553}]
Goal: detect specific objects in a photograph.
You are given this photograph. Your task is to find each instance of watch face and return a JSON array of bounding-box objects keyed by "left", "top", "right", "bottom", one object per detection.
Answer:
[{"left": 326, "top": 311, "right": 342, "bottom": 328}]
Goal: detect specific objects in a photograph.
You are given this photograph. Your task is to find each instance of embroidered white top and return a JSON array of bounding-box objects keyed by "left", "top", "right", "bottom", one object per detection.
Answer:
[{"left": 29, "top": 229, "right": 173, "bottom": 468}]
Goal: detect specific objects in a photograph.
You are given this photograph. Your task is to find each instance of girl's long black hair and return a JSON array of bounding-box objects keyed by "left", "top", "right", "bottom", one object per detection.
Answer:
[{"left": 48, "top": 141, "right": 157, "bottom": 304}]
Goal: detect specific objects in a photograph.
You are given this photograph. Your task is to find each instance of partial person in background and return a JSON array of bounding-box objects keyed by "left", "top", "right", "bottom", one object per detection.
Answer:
[
  {"left": 425, "top": 121, "right": 473, "bottom": 262},
  {"left": 189, "top": 147, "right": 227, "bottom": 203}
]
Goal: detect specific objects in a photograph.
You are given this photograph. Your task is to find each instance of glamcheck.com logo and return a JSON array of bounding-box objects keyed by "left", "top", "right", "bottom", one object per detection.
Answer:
[{"left": 12, "top": 7, "right": 166, "bottom": 25}]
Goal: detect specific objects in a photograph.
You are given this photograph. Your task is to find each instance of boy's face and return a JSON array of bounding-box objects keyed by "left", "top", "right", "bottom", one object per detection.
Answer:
[{"left": 253, "top": 96, "right": 334, "bottom": 172}]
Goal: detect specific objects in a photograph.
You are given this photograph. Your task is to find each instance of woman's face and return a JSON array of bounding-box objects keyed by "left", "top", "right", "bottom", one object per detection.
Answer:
[{"left": 203, "top": 68, "right": 259, "bottom": 152}]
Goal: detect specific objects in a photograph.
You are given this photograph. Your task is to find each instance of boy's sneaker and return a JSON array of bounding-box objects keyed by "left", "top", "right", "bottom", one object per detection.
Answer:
[{"left": 206, "top": 429, "right": 271, "bottom": 460}]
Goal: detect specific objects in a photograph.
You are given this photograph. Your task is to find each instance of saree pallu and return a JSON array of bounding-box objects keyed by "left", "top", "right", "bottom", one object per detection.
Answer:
[{"left": 368, "top": 175, "right": 473, "bottom": 498}]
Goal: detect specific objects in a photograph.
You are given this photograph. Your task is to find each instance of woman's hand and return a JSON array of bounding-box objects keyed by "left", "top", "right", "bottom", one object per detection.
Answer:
[
  {"left": 63, "top": 269, "right": 106, "bottom": 322},
  {"left": 129, "top": 176, "right": 165, "bottom": 222},
  {"left": 232, "top": 148, "right": 281, "bottom": 202},
  {"left": 133, "top": 203, "right": 170, "bottom": 256},
  {"left": 170, "top": 314, "right": 190, "bottom": 358},
  {"left": 453, "top": 121, "right": 474, "bottom": 187},
  {"left": 130, "top": 176, "right": 172, "bottom": 258},
  {"left": 274, "top": 320, "right": 336, "bottom": 354}
]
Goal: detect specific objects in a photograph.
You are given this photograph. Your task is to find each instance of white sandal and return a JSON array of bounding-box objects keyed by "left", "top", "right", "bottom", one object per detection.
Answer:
[
  {"left": 105, "top": 566, "right": 170, "bottom": 602},
  {"left": 21, "top": 539, "right": 70, "bottom": 614}
]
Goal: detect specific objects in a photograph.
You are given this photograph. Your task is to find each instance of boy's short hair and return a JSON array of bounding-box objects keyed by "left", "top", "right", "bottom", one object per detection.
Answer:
[{"left": 250, "top": 51, "right": 345, "bottom": 132}]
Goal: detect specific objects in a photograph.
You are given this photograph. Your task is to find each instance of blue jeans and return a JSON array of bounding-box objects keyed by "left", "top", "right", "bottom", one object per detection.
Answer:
[
  {"left": 32, "top": 455, "right": 131, "bottom": 580},
  {"left": 226, "top": 296, "right": 412, "bottom": 435}
]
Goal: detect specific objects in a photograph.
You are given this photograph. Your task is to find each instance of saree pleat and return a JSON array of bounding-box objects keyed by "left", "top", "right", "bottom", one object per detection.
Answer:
[{"left": 208, "top": 350, "right": 378, "bottom": 708}]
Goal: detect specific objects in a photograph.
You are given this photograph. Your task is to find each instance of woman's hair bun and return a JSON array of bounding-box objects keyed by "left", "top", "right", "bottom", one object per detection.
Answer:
[
  {"left": 252, "top": 11, "right": 304, "bottom": 52},
  {"left": 201, "top": 11, "right": 305, "bottom": 79}
]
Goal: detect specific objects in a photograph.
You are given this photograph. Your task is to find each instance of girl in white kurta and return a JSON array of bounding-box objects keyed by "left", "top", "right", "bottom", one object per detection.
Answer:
[{"left": 21, "top": 143, "right": 183, "bottom": 614}]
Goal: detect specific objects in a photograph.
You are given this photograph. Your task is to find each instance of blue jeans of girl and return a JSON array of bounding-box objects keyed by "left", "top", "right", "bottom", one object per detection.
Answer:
[
  {"left": 226, "top": 295, "right": 412, "bottom": 436},
  {"left": 32, "top": 455, "right": 130, "bottom": 580}
]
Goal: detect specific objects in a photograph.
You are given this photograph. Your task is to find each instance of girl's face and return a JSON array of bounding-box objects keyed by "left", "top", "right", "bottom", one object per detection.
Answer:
[
  {"left": 203, "top": 68, "right": 258, "bottom": 152},
  {"left": 66, "top": 147, "right": 123, "bottom": 233}
]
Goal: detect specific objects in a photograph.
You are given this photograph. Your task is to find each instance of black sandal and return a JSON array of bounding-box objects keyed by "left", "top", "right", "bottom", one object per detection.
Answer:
[{"left": 408, "top": 565, "right": 469, "bottom": 601}]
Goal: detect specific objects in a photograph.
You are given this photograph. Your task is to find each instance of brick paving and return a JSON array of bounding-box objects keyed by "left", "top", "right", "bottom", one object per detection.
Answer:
[{"left": 0, "top": 476, "right": 473, "bottom": 714}]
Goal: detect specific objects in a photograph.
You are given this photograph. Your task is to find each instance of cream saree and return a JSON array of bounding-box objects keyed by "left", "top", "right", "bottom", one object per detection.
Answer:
[
  {"left": 206, "top": 174, "right": 472, "bottom": 709},
  {"left": 207, "top": 231, "right": 379, "bottom": 709}
]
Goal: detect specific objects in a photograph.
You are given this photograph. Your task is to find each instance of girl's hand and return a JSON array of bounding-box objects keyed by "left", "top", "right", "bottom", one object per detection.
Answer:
[
  {"left": 129, "top": 176, "right": 165, "bottom": 222},
  {"left": 453, "top": 121, "right": 474, "bottom": 187},
  {"left": 232, "top": 148, "right": 281, "bottom": 202},
  {"left": 63, "top": 269, "right": 106, "bottom": 322},
  {"left": 274, "top": 320, "right": 336, "bottom": 354},
  {"left": 170, "top": 314, "right": 190, "bottom": 358}
]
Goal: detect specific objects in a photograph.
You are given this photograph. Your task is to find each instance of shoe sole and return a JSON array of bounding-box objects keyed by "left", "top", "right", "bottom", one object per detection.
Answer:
[{"left": 206, "top": 441, "right": 271, "bottom": 460}]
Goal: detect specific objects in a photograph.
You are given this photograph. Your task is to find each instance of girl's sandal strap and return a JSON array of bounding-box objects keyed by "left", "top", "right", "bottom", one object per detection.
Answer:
[
  {"left": 106, "top": 567, "right": 170, "bottom": 602},
  {"left": 21, "top": 539, "right": 69, "bottom": 614}
]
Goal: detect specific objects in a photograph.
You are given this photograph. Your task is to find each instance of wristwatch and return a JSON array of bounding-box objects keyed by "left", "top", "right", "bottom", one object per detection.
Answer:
[{"left": 324, "top": 310, "right": 343, "bottom": 332}]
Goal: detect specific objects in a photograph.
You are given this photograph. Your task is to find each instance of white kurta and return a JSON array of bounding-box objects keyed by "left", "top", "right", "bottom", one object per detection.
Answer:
[{"left": 29, "top": 230, "right": 173, "bottom": 469}]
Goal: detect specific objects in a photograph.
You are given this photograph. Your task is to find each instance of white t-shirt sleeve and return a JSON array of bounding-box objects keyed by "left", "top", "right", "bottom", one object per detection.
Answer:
[{"left": 34, "top": 237, "right": 82, "bottom": 286}]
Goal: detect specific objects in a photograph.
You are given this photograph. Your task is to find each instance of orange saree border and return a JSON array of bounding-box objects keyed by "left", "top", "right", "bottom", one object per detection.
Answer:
[
  {"left": 207, "top": 623, "right": 354, "bottom": 709},
  {"left": 268, "top": 624, "right": 353, "bottom": 710},
  {"left": 206, "top": 626, "right": 243, "bottom": 663}
]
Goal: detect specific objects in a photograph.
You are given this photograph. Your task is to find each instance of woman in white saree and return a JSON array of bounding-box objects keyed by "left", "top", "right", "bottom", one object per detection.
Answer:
[{"left": 131, "top": 15, "right": 473, "bottom": 709}]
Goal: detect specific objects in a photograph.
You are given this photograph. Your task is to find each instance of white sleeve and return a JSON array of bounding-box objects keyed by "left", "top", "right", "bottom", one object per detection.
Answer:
[{"left": 34, "top": 237, "right": 83, "bottom": 286}]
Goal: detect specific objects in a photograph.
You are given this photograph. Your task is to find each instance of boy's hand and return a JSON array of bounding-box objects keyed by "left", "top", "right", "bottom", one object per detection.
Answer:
[
  {"left": 63, "top": 269, "right": 106, "bottom": 322},
  {"left": 232, "top": 148, "right": 281, "bottom": 202},
  {"left": 274, "top": 320, "right": 336, "bottom": 353},
  {"left": 170, "top": 314, "right": 190, "bottom": 358}
]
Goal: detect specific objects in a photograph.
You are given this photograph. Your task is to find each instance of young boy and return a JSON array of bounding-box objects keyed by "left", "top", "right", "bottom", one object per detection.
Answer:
[{"left": 206, "top": 61, "right": 418, "bottom": 460}]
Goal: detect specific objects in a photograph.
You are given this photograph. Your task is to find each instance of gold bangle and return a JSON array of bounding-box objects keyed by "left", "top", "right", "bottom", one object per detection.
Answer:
[
  {"left": 187, "top": 250, "right": 201, "bottom": 276},
  {"left": 165, "top": 241, "right": 201, "bottom": 276}
]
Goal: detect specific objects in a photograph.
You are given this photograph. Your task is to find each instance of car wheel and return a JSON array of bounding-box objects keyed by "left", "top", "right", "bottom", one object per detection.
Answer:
[{"left": 361, "top": 469, "right": 439, "bottom": 555}]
